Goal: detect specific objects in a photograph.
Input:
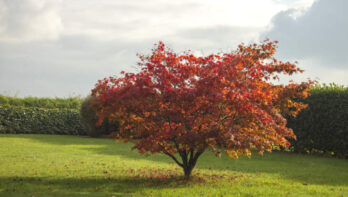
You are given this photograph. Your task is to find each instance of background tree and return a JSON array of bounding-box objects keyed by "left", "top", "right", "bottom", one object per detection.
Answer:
[
  {"left": 80, "top": 96, "right": 118, "bottom": 137},
  {"left": 91, "top": 40, "right": 313, "bottom": 180}
]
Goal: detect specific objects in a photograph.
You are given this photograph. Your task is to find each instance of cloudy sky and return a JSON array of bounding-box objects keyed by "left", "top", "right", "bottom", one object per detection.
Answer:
[{"left": 0, "top": 0, "right": 347, "bottom": 97}]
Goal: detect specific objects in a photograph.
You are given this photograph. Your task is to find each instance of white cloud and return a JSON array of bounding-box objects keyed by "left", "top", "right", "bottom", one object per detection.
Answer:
[
  {"left": 1, "top": 0, "right": 335, "bottom": 97},
  {"left": 263, "top": 0, "right": 348, "bottom": 66},
  {"left": 261, "top": 0, "right": 348, "bottom": 85},
  {"left": 0, "top": 0, "right": 63, "bottom": 42},
  {"left": 60, "top": 0, "right": 287, "bottom": 41}
]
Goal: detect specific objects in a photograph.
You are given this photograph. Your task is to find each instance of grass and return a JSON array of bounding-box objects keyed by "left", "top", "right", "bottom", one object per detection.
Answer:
[{"left": 0, "top": 134, "right": 347, "bottom": 197}]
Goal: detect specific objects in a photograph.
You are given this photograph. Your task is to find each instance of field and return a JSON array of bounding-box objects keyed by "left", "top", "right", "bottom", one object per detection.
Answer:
[{"left": 0, "top": 134, "right": 347, "bottom": 197}]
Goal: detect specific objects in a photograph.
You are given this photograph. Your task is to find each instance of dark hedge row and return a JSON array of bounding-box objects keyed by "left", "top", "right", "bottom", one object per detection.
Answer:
[
  {"left": 0, "top": 105, "right": 85, "bottom": 135},
  {"left": 80, "top": 96, "right": 118, "bottom": 137},
  {"left": 287, "top": 84, "right": 348, "bottom": 157},
  {"left": 0, "top": 95, "right": 82, "bottom": 109}
]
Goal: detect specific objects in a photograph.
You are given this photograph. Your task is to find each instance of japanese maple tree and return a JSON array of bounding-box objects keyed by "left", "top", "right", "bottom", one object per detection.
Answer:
[{"left": 91, "top": 40, "right": 313, "bottom": 180}]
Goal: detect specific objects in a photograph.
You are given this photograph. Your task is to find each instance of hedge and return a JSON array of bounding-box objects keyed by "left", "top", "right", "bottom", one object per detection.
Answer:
[
  {"left": 287, "top": 84, "right": 348, "bottom": 157},
  {"left": 0, "top": 95, "right": 82, "bottom": 109},
  {"left": 80, "top": 96, "right": 119, "bottom": 137},
  {"left": 0, "top": 105, "right": 85, "bottom": 135}
]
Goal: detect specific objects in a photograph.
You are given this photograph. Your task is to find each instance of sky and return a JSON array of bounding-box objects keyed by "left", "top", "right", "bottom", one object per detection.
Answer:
[{"left": 0, "top": 0, "right": 347, "bottom": 97}]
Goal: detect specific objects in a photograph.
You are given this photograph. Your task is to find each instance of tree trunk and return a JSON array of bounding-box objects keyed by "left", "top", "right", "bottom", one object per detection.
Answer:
[
  {"left": 162, "top": 146, "right": 205, "bottom": 181},
  {"left": 183, "top": 165, "right": 194, "bottom": 180},
  {"left": 180, "top": 149, "right": 204, "bottom": 180}
]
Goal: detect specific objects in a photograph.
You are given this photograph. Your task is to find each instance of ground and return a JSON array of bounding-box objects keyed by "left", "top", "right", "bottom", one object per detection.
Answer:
[{"left": 0, "top": 134, "right": 347, "bottom": 196}]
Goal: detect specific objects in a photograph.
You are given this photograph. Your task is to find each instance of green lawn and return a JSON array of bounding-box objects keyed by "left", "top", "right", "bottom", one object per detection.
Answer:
[{"left": 0, "top": 134, "right": 347, "bottom": 197}]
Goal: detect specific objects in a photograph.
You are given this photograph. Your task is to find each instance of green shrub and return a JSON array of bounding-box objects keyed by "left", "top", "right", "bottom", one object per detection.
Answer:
[
  {"left": 0, "top": 105, "right": 85, "bottom": 135},
  {"left": 287, "top": 83, "right": 348, "bottom": 158},
  {"left": 80, "top": 96, "right": 118, "bottom": 137},
  {"left": 0, "top": 95, "right": 82, "bottom": 109},
  {"left": 0, "top": 95, "right": 118, "bottom": 137}
]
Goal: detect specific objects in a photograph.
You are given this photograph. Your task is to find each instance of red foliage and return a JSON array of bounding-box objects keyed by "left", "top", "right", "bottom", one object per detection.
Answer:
[{"left": 91, "top": 40, "right": 313, "bottom": 179}]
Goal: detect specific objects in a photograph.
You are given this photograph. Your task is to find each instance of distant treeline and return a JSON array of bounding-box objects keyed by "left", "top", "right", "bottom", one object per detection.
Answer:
[
  {"left": 0, "top": 94, "right": 115, "bottom": 137},
  {"left": 0, "top": 95, "right": 84, "bottom": 135},
  {"left": 0, "top": 95, "right": 82, "bottom": 109},
  {"left": 0, "top": 105, "right": 84, "bottom": 135},
  {"left": 287, "top": 83, "right": 348, "bottom": 158}
]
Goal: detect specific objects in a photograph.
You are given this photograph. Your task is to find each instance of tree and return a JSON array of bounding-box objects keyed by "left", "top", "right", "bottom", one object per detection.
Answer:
[
  {"left": 91, "top": 40, "right": 313, "bottom": 180},
  {"left": 80, "top": 96, "right": 119, "bottom": 137}
]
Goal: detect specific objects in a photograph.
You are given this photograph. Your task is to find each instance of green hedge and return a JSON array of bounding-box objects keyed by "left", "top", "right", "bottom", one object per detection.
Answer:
[
  {"left": 0, "top": 105, "right": 85, "bottom": 135},
  {"left": 287, "top": 84, "right": 348, "bottom": 158},
  {"left": 80, "top": 96, "right": 119, "bottom": 137},
  {"left": 0, "top": 95, "right": 82, "bottom": 109}
]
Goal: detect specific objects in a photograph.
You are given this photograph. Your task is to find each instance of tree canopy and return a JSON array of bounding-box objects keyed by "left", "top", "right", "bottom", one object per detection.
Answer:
[{"left": 91, "top": 40, "right": 313, "bottom": 179}]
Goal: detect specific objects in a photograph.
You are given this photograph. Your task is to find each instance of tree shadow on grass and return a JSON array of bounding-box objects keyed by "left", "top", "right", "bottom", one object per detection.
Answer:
[
  {"left": 4, "top": 134, "right": 348, "bottom": 187},
  {"left": 0, "top": 176, "right": 191, "bottom": 197}
]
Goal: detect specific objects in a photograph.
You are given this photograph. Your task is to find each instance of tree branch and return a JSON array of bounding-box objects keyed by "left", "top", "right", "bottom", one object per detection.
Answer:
[
  {"left": 193, "top": 149, "right": 204, "bottom": 161},
  {"left": 157, "top": 142, "right": 183, "bottom": 167},
  {"left": 188, "top": 149, "right": 194, "bottom": 165},
  {"left": 162, "top": 150, "right": 183, "bottom": 167}
]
